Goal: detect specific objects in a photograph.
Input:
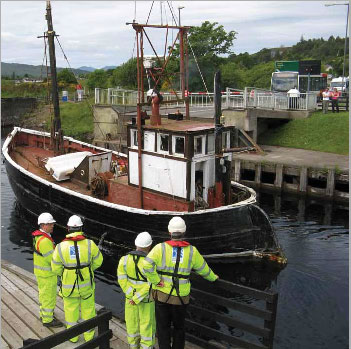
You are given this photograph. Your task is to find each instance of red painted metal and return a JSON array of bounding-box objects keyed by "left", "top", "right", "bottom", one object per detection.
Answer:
[{"left": 150, "top": 94, "right": 161, "bottom": 126}]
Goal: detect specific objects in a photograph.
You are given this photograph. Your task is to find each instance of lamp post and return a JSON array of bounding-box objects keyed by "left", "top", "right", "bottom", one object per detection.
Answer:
[
  {"left": 178, "top": 6, "right": 184, "bottom": 26},
  {"left": 325, "top": 3, "right": 349, "bottom": 93}
]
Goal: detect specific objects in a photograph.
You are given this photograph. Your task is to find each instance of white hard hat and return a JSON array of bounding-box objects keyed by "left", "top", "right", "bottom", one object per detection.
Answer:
[
  {"left": 38, "top": 212, "right": 56, "bottom": 225},
  {"left": 135, "top": 231, "right": 153, "bottom": 248},
  {"left": 67, "top": 215, "right": 83, "bottom": 227},
  {"left": 147, "top": 89, "right": 154, "bottom": 97},
  {"left": 168, "top": 216, "right": 186, "bottom": 233}
]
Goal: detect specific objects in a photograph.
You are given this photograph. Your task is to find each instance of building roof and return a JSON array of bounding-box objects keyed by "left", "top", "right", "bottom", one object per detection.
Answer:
[{"left": 133, "top": 118, "right": 216, "bottom": 132}]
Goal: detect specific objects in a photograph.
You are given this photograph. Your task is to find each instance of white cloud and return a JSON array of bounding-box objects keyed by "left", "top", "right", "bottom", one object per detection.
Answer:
[{"left": 1, "top": 1, "right": 348, "bottom": 68}]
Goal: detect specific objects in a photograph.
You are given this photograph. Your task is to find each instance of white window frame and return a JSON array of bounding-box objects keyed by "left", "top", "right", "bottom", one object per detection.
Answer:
[
  {"left": 130, "top": 129, "right": 138, "bottom": 149},
  {"left": 157, "top": 133, "right": 170, "bottom": 154},
  {"left": 207, "top": 133, "right": 215, "bottom": 154},
  {"left": 194, "top": 135, "right": 206, "bottom": 157},
  {"left": 222, "top": 131, "right": 230, "bottom": 150},
  {"left": 172, "top": 135, "right": 185, "bottom": 157}
]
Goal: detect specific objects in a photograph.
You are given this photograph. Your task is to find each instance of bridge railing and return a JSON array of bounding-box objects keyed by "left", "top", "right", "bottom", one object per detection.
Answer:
[{"left": 242, "top": 87, "right": 317, "bottom": 111}]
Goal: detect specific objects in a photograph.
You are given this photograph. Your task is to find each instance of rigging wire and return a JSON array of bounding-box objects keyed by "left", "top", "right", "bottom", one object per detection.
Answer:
[
  {"left": 54, "top": 36, "right": 120, "bottom": 153},
  {"left": 146, "top": 1, "right": 154, "bottom": 25},
  {"left": 188, "top": 40, "right": 213, "bottom": 102},
  {"left": 166, "top": 1, "right": 178, "bottom": 26}
]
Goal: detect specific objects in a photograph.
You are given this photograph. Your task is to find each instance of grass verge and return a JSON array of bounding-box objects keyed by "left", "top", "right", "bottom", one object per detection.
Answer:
[{"left": 258, "top": 110, "right": 349, "bottom": 155}]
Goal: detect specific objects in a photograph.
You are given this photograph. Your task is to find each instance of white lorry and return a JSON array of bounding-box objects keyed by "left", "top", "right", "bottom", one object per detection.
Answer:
[{"left": 330, "top": 77, "right": 349, "bottom": 94}]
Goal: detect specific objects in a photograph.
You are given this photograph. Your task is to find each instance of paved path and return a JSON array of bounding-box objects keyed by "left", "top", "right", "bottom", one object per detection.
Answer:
[{"left": 234, "top": 145, "right": 349, "bottom": 172}]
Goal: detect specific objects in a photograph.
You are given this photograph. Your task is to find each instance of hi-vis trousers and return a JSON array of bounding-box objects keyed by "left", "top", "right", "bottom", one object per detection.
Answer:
[
  {"left": 63, "top": 292, "right": 96, "bottom": 343},
  {"left": 125, "top": 299, "right": 156, "bottom": 348},
  {"left": 36, "top": 275, "right": 57, "bottom": 324}
]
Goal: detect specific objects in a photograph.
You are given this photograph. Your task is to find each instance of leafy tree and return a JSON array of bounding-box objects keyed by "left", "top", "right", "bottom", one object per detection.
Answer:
[
  {"left": 220, "top": 62, "right": 246, "bottom": 89},
  {"left": 86, "top": 69, "right": 108, "bottom": 90},
  {"left": 57, "top": 68, "right": 76, "bottom": 84},
  {"left": 110, "top": 58, "right": 138, "bottom": 89},
  {"left": 246, "top": 61, "right": 275, "bottom": 89}
]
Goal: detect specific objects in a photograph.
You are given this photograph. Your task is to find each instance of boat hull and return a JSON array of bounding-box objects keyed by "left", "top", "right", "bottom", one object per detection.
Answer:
[{"left": 3, "top": 128, "right": 279, "bottom": 256}]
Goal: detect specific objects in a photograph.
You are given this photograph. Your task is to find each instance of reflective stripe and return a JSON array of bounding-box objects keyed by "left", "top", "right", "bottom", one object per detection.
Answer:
[
  {"left": 123, "top": 255, "right": 128, "bottom": 274},
  {"left": 135, "top": 292, "right": 144, "bottom": 302},
  {"left": 161, "top": 243, "right": 166, "bottom": 268},
  {"left": 118, "top": 274, "right": 128, "bottom": 280},
  {"left": 127, "top": 333, "right": 140, "bottom": 338},
  {"left": 157, "top": 266, "right": 190, "bottom": 274},
  {"left": 87, "top": 239, "right": 91, "bottom": 262},
  {"left": 161, "top": 276, "right": 189, "bottom": 284},
  {"left": 126, "top": 286, "right": 134, "bottom": 296},
  {"left": 93, "top": 250, "right": 101, "bottom": 261},
  {"left": 62, "top": 281, "right": 91, "bottom": 288},
  {"left": 202, "top": 268, "right": 211, "bottom": 278},
  {"left": 41, "top": 308, "right": 54, "bottom": 312},
  {"left": 63, "top": 262, "right": 90, "bottom": 268},
  {"left": 187, "top": 245, "right": 193, "bottom": 270},
  {"left": 141, "top": 344, "right": 153, "bottom": 348},
  {"left": 41, "top": 314, "right": 53, "bottom": 319},
  {"left": 52, "top": 259, "right": 61, "bottom": 265},
  {"left": 129, "top": 344, "right": 139, "bottom": 348},
  {"left": 140, "top": 335, "right": 153, "bottom": 341},
  {"left": 58, "top": 244, "right": 64, "bottom": 264},
  {"left": 34, "top": 265, "right": 51, "bottom": 271},
  {"left": 193, "top": 260, "right": 206, "bottom": 273},
  {"left": 144, "top": 256, "right": 154, "bottom": 265},
  {"left": 129, "top": 279, "right": 148, "bottom": 285},
  {"left": 143, "top": 266, "right": 154, "bottom": 273},
  {"left": 66, "top": 320, "right": 78, "bottom": 326},
  {"left": 42, "top": 250, "right": 54, "bottom": 257}
]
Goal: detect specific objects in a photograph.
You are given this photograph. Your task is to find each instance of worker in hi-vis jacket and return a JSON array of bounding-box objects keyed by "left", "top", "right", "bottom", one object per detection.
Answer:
[{"left": 117, "top": 231, "right": 156, "bottom": 348}]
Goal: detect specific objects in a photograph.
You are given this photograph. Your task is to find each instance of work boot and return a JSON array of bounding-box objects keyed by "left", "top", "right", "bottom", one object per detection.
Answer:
[{"left": 43, "top": 318, "right": 63, "bottom": 328}]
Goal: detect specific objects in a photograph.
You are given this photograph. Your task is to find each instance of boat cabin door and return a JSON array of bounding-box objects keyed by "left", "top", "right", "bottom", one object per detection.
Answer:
[{"left": 193, "top": 161, "right": 211, "bottom": 209}]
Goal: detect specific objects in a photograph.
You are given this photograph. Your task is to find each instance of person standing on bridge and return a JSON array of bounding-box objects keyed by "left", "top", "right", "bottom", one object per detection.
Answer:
[
  {"left": 51, "top": 215, "right": 103, "bottom": 343},
  {"left": 322, "top": 88, "right": 330, "bottom": 114},
  {"left": 32, "top": 212, "right": 63, "bottom": 328},
  {"left": 117, "top": 232, "right": 156, "bottom": 349},
  {"left": 142, "top": 216, "right": 218, "bottom": 349},
  {"left": 331, "top": 88, "right": 340, "bottom": 113}
]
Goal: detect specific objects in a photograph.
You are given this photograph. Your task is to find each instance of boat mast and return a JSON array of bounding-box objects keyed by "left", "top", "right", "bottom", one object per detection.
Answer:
[
  {"left": 45, "top": 0, "right": 63, "bottom": 153},
  {"left": 214, "top": 71, "right": 224, "bottom": 207}
]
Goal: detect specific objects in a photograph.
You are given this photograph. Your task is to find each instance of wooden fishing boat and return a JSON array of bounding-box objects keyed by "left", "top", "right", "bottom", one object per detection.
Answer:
[{"left": 2, "top": 2, "right": 285, "bottom": 262}]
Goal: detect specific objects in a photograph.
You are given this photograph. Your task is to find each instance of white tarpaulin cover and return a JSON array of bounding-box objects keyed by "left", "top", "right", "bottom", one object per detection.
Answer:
[{"left": 45, "top": 151, "right": 93, "bottom": 181}]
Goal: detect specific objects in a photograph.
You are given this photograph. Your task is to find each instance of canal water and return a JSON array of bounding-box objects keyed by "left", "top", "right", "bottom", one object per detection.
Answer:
[{"left": 1, "top": 140, "right": 348, "bottom": 349}]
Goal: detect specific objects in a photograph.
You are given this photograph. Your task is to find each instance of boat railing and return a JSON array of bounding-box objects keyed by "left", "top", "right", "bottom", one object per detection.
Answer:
[
  {"left": 187, "top": 272, "right": 279, "bottom": 349},
  {"left": 21, "top": 308, "right": 112, "bottom": 348}
]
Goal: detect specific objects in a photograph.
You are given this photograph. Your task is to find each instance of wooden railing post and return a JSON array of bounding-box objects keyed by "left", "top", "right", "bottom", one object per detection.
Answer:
[{"left": 263, "top": 293, "right": 278, "bottom": 349}]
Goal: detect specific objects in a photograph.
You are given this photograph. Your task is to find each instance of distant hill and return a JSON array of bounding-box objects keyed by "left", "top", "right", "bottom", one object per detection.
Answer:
[
  {"left": 1, "top": 62, "right": 91, "bottom": 78},
  {"left": 78, "top": 65, "right": 117, "bottom": 72},
  {"left": 78, "top": 66, "right": 96, "bottom": 72}
]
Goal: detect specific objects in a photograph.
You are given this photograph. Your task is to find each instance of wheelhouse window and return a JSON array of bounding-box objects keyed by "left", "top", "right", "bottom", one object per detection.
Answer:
[
  {"left": 158, "top": 133, "right": 169, "bottom": 153},
  {"left": 222, "top": 131, "right": 230, "bottom": 150},
  {"left": 173, "top": 136, "right": 185, "bottom": 156},
  {"left": 194, "top": 135, "right": 205, "bottom": 155},
  {"left": 131, "top": 129, "right": 138, "bottom": 148},
  {"left": 207, "top": 134, "right": 215, "bottom": 153}
]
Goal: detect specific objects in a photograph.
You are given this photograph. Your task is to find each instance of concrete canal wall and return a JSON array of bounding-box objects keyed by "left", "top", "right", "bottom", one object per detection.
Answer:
[
  {"left": 231, "top": 145, "right": 349, "bottom": 202},
  {"left": 1, "top": 97, "right": 38, "bottom": 127}
]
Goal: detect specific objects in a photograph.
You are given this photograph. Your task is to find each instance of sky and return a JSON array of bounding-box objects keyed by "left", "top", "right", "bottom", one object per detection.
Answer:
[{"left": 1, "top": 1, "right": 349, "bottom": 69}]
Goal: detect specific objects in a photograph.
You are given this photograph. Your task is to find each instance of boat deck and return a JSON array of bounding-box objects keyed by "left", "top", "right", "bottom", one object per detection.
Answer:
[{"left": 1, "top": 260, "right": 202, "bottom": 349}]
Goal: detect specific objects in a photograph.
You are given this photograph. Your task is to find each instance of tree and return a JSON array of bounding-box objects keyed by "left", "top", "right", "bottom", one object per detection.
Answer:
[
  {"left": 57, "top": 68, "right": 76, "bottom": 84},
  {"left": 110, "top": 58, "right": 138, "bottom": 89},
  {"left": 220, "top": 62, "right": 246, "bottom": 89},
  {"left": 86, "top": 69, "right": 108, "bottom": 90}
]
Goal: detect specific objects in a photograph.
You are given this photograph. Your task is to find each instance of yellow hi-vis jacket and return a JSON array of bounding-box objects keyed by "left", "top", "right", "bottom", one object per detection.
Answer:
[
  {"left": 51, "top": 232, "right": 103, "bottom": 299},
  {"left": 32, "top": 230, "right": 56, "bottom": 277},
  {"left": 142, "top": 241, "right": 217, "bottom": 297},
  {"left": 117, "top": 251, "right": 152, "bottom": 304}
]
